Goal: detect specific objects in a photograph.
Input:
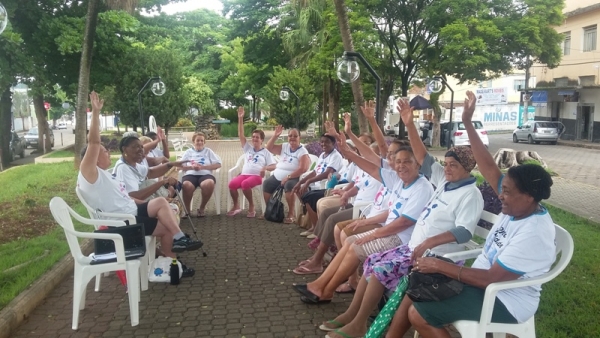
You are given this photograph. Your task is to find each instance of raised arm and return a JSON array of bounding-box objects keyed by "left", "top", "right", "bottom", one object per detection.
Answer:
[
  {"left": 360, "top": 100, "right": 389, "bottom": 158},
  {"left": 265, "top": 125, "right": 284, "bottom": 154},
  {"left": 342, "top": 112, "right": 380, "bottom": 164},
  {"left": 80, "top": 92, "right": 104, "bottom": 184},
  {"left": 398, "top": 98, "right": 427, "bottom": 164},
  {"left": 237, "top": 106, "right": 246, "bottom": 147},
  {"left": 462, "top": 90, "right": 502, "bottom": 195},
  {"left": 334, "top": 129, "right": 384, "bottom": 183},
  {"left": 157, "top": 127, "right": 170, "bottom": 158},
  {"left": 143, "top": 138, "right": 160, "bottom": 153}
]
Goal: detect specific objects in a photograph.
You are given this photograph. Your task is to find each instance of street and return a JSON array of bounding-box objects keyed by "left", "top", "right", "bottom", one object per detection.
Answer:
[
  {"left": 487, "top": 133, "right": 600, "bottom": 188},
  {"left": 9, "top": 129, "right": 75, "bottom": 166}
]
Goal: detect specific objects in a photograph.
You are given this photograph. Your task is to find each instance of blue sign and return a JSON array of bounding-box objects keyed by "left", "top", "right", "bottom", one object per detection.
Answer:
[
  {"left": 531, "top": 91, "right": 547, "bottom": 103},
  {"left": 517, "top": 106, "right": 536, "bottom": 127}
]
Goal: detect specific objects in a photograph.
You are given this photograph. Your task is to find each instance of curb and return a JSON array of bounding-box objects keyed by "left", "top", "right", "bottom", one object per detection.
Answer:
[
  {"left": 0, "top": 240, "right": 92, "bottom": 338},
  {"left": 556, "top": 141, "right": 600, "bottom": 150}
]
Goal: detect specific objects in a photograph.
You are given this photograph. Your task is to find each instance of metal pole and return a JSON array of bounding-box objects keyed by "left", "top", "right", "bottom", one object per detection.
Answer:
[
  {"left": 137, "top": 77, "right": 159, "bottom": 136},
  {"left": 448, "top": 88, "right": 454, "bottom": 150},
  {"left": 343, "top": 52, "right": 382, "bottom": 123}
]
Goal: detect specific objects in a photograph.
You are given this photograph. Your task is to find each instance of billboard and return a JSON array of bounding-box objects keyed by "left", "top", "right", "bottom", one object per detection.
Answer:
[{"left": 475, "top": 88, "right": 508, "bottom": 105}]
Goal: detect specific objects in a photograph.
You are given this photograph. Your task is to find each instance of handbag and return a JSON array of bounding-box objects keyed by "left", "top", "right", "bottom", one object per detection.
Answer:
[
  {"left": 265, "top": 186, "right": 285, "bottom": 223},
  {"left": 406, "top": 255, "right": 464, "bottom": 302}
]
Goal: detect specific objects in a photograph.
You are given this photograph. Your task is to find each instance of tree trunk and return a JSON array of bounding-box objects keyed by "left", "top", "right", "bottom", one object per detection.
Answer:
[
  {"left": 332, "top": 0, "right": 368, "bottom": 134},
  {"left": 0, "top": 87, "right": 12, "bottom": 169},
  {"left": 428, "top": 91, "right": 443, "bottom": 147},
  {"left": 328, "top": 77, "right": 341, "bottom": 132},
  {"left": 493, "top": 149, "right": 548, "bottom": 169},
  {"left": 322, "top": 80, "right": 328, "bottom": 131},
  {"left": 33, "top": 95, "right": 52, "bottom": 153},
  {"left": 74, "top": 0, "right": 100, "bottom": 169}
]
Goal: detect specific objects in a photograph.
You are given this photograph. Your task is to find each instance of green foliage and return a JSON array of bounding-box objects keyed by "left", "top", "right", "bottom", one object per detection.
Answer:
[
  {"left": 244, "top": 121, "right": 258, "bottom": 135},
  {"left": 175, "top": 117, "right": 194, "bottom": 128},
  {"left": 183, "top": 75, "right": 215, "bottom": 115},
  {"left": 219, "top": 122, "right": 237, "bottom": 138},
  {"left": 264, "top": 66, "right": 318, "bottom": 130},
  {"left": 266, "top": 118, "right": 278, "bottom": 126},
  {"left": 218, "top": 107, "right": 249, "bottom": 122}
]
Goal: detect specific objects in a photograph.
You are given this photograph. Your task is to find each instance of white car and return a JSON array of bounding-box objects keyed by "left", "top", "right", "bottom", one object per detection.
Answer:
[
  {"left": 440, "top": 121, "right": 489, "bottom": 148},
  {"left": 57, "top": 122, "right": 68, "bottom": 130}
]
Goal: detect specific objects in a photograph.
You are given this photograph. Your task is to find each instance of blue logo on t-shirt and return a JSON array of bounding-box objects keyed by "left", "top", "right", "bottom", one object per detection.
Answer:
[{"left": 199, "top": 157, "right": 206, "bottom": 165}]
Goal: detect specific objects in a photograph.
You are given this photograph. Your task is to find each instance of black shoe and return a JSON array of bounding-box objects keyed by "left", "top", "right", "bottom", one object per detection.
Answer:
[
  {"left": 172, "top": 237, "right": 204, "bottom": 253},
  {"left": 181, "top": 264, "right": 195, "bottom": 278}
]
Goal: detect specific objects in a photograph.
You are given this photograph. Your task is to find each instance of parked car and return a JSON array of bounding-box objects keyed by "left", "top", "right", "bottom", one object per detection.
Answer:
[
  {"left": 512, "top": 121, "right": 563, "bottom": 145},
  {"left": 24, "top": 127, "right": 55, "bottom": 149},
  {"left": 440, "top": 121, "right": 489, "bottom": 148},
  {"left": 10, "top": 131, "right": 26, "bottom": 159},
  {"left": 57, "top": 122, "right": 68, "bottom": 130}
]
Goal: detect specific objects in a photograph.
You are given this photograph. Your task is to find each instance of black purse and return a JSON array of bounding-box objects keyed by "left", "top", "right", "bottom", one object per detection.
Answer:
[
  {"left": 406, "top": 256, "right": 464, "bottom": 302},
  {"left": 265, "top": 186, "right": 285, "bottom": 223}
]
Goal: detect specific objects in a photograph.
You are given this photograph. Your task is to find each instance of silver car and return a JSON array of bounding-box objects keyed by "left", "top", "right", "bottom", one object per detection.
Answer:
[
  {"left": 24, "top": 127, "right": 55, "bottom": 148},
  {"left": 512, "top": 121, "right": 563, "bottom": 145}
]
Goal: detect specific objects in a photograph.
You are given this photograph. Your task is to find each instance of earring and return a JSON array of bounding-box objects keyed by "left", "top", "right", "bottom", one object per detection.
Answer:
[{"left": 124, "top": 154, "right": 128, "bottom": 157}]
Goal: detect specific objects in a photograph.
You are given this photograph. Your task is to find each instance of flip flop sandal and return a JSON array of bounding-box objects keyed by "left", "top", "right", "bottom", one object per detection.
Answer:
[
  {"left": 293, "top": 265, "right": 323, "bottom": 275},
  {"left": 300, "top": 295, "right": 331, "bottom": 305},
  {"left": 319, "top": 320, "right": 344, "bottom": 332},
  {"left": 227, "top": 209, "right": 242, "bottom": 216},
  {"left": 197, "top": 209, "right": 206, "bottom": 217},
  {"left": 335, "top": 282, "right": 356, "bottom": 294},
  {"left": 246, "top": 211, "right": 256, "bottom": 218},
  {"left": 306, "top": 233, "right": 317, "bottom": 239},
  {"left": 325, "top": 329, "right": 364, "bottom": 338},
  {"left": 300, "top": 230, "right": 313, "bottom": 236},
  {"left": 284, "top": 217, "right": 296, "bottom": 224},
  {"left": 298, "top": 259, "right": 312, "bottom": 266}
]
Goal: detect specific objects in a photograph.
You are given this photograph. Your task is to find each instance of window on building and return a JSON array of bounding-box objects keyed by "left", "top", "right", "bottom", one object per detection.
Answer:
[
  {"left": 583, "top": 25, "right": 597, "bottom": 52},
  {"left": 554, "top": 77, "right": 568, "bottom": 87},
  {"left": 563, "top": 32, "right": 571, "bottom": 55},
  {"left": 514, "top": 79, "right": 526, "bottom": 91},
  {"left": 580, "top": 75, "right": 595, "bottom": 86}
]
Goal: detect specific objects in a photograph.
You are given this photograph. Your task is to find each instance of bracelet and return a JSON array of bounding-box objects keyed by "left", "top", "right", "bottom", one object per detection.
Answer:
[{"left": 457, "top": 266, "right": 464, "bottom": 282}]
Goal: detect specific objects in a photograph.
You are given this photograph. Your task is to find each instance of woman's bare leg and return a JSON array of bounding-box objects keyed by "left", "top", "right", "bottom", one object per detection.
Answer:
[
  {"left": 284, "top": 192, "right": 296, "bottom": 218},
  {"left": 181, "top": 181, "right": 195, "bottom": 214},
  {"left": 385, "top": 295, "right": 418, "bottom": 338},
  {"left": 198, "top": 179, "right": 215, "bottom": 213}
]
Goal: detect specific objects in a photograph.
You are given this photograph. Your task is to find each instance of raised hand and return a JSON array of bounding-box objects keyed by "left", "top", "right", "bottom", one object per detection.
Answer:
[
  {"left": 274, "top": 125, "right": 284, "bottom": 138},
  {"left": 89, "top": 91, "right": 104, "bottom": 113},
  {"left": 237, "top": 106, "right": 245, "bottom": 119},
  {"left": 462, "top": 90, "right": 477, "bottom": 124},
  {"left": 360, "top": 100, "right": 376, "bottom": 119},
  {"left": 324, "top": 120, "right": 337, "bottom": 136},
  {"left": 157, "top": 126, "right": 165, "bottom": 140},
  {"left": 397, "top": 98, "right": 414, "bottom": 125},
  {"left": 343, "top": 112, "right": 352, "bottom": 134}
]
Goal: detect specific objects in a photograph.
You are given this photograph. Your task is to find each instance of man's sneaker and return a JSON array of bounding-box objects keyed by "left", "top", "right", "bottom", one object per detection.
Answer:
[
  {"left": 181, "top": 264, "right": 195, "bottom": 278},
  {"left": 172, "top": 237, "right": 204, "bottom": 253}
]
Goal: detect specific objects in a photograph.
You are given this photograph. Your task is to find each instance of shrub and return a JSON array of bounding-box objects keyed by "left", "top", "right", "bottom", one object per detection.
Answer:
[
  {"left": 477, "top": 181, "right": 502, "bottom": 229},
  {"left": 175, "top": 118, "right": 194, "bottom": 127},
  {"left": 219, "top": 123, "right": 237, "bottom": 138},
  {"left": 100, "top": 136, "right": 119, "bottom": 152},
  {"left": 244, "top": 122, "right": 258, "bottom": 136},
  {"left": 219, "top": 108, "right": 250, "bottom": 122},
  {"left": 305, "top": 141, "right": 323, "bottom": 156},
  {"left": 266, "top": 118, "right": 278, "bottom": 126}
]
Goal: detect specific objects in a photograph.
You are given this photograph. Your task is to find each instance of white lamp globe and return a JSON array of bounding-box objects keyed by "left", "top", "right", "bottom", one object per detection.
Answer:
[
  {"left": 336, "top": 59, "right": 360, "bottom": 84},
  {"left": 428, "top": 79, "right": 444, "bottom": 94},
  {"left": 151, "top": 81, "right": 166, "bottom": 96},
  {"left": 279, "top": 90, "right": 289, "bottom": 101},
  {"left": 0, "top": 3, "right": 7, "bottom": 35}
]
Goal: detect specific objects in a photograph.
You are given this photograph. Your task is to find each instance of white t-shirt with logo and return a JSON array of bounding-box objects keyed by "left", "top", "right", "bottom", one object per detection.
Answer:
[
  {"left": 148, "top": 147, "right": 164, "bottom": 158},
  {"left": 408, "top": 154, "right": 484, "bottom": 255},
  {"left": 380, "top": 169, "right": 434, "bottom": 244},
  {"left": 473, "top": 204, "right": 556, "bottom": 322},
  {"left": 241, "top": 143, "right": 276, "bottom": 176},
  {"left": 77, "top": 168, "right": 138, "bottom": 215},
  {"left": 364, "top": 185, "right": 392, "bottom": 221},
  {"left": 181, "top": 147, "right": 222, "bottom": 176},
  {"left": 353, "top": 168, "right": 383, "bottom": 205},
  {"left": 273, "top": 143, "right": 309, "bottom": 180},
  {"left": 113, "top": 158, "right": 149, "bottom": 194},
  {"left": 311, "top": 149, "right": 344, "bottom": 189}
]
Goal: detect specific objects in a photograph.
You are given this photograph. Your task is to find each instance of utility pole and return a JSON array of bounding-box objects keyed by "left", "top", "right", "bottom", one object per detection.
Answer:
[{"left": 522, "top": 55, "right": 531, "bottom": 125}]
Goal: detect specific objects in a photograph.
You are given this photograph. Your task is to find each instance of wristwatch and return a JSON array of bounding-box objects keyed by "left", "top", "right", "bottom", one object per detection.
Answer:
[{"left": 287, "top": 174, "right": 292, "bottom": 179}]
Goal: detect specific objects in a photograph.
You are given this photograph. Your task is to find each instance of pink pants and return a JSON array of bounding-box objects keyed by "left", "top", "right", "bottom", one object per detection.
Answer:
[{"left": 229, "top": 174, "right": 263, "bottom": 190}]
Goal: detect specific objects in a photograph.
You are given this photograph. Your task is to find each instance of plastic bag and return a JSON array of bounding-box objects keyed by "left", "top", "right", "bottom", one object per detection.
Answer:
[{"left": 148, "top": 256, "right": 183, "bottom": 283}]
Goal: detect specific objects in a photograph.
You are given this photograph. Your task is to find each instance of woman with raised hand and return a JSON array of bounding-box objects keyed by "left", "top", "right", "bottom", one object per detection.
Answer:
[
  {"left": 228, "top": 106, "right": 277, "bottom": 218},
  {"left": 263, "top": 125, "right": 310, "bottom": 223},
  {"left": 77, "top": 92, "right": 201, "bottom": 277},
  {"left": 317, "top": 97, "right": 484, "bottom": 338},
  {"left": 389, "top": 91, "right": 556, "bottom": 338}
]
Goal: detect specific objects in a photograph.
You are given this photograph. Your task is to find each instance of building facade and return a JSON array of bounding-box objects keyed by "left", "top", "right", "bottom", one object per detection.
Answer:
[{"left": 530, "top": 0, "right": 600, "bottom": 142}]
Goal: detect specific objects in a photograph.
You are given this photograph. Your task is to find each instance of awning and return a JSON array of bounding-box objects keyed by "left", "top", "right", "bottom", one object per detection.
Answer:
[{"left": 558, "top": 90, "right": 575, "bottom": 96}]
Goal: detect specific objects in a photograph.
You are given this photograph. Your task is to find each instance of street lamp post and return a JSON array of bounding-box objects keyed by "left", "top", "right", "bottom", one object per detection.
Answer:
[
  {"left": 138, "top": 76, "right": 165, "bottom": 135},
  {"left": 0, "top": 2, "right": 8, "bottom": 35},
  {"left": 336, "top": 51, "right": 381, "bottom": 123},
  {"left": 280, "top": 86, "right": 300, "bottom": 129},
  {"left": 428, "top": 77, "right": 454, "bottom": 149}
]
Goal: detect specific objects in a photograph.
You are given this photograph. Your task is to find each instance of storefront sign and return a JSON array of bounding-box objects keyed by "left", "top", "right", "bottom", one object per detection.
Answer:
[{"left": 475, "top": 88, "right": 508, "bottom": 105}]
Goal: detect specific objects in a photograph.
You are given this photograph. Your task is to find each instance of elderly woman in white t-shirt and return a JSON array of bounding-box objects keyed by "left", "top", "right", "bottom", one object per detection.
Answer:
[
  {"left": 263, "top": 125, "right": 310, "bottom": 223},
  {"left": 179, "top": 132, "right": 222, "bottom": 217},
  {"left": 228, "top": 107, "right": 277, "bottom": 218}
]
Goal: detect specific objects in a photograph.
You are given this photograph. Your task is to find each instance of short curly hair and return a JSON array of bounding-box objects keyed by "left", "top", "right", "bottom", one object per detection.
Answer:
[{"left": 506, "top": 164, "right": 552, "bottom": 202}]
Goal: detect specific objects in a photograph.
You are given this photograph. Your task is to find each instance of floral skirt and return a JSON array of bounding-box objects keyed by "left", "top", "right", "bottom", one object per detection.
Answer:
[{"left": 363, "top": 244, "right": 413, "bottom": 292}]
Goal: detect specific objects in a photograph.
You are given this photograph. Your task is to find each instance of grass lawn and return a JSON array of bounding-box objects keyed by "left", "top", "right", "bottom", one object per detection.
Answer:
[{"left": 0, "top": 162, "right": 599, "bottom": 337}]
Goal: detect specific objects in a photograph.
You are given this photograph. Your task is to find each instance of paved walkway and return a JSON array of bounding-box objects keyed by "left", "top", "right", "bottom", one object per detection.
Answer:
[{"left": 10, "top": 138, "right": 600, "bottom": 337}]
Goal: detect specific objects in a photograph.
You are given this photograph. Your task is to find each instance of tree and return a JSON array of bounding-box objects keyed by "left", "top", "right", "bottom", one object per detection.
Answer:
[
  {"left": 264, "top": 66, "right": 317, "bottom": 130},
  {"left": 184, "top": 75, "right": 215, "bottom": 115}
]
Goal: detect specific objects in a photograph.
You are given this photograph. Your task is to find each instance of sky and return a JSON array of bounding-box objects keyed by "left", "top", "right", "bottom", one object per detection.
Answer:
[{"left": 159, "top": 0, "right": 223, "bottom": 15}]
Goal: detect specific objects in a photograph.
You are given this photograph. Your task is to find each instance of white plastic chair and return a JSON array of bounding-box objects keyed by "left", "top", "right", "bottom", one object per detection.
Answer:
[
  {"left": 49, "top": 197, "right": 141, "bottom": 330},
  {"left": 76, "top": 187, "right": 155, "bottom": 292},
  {"left": 178, "top": 168, "right": 222, "bottom": 215},
  {"left": 435, "top": 223, "right": 574, "bottom": 338},
  {"left": 227, "top": 154, "right": 270, "bottom": 214},
  {"left": 294, "top": 154, "right": 321, "bottom": 217}
]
